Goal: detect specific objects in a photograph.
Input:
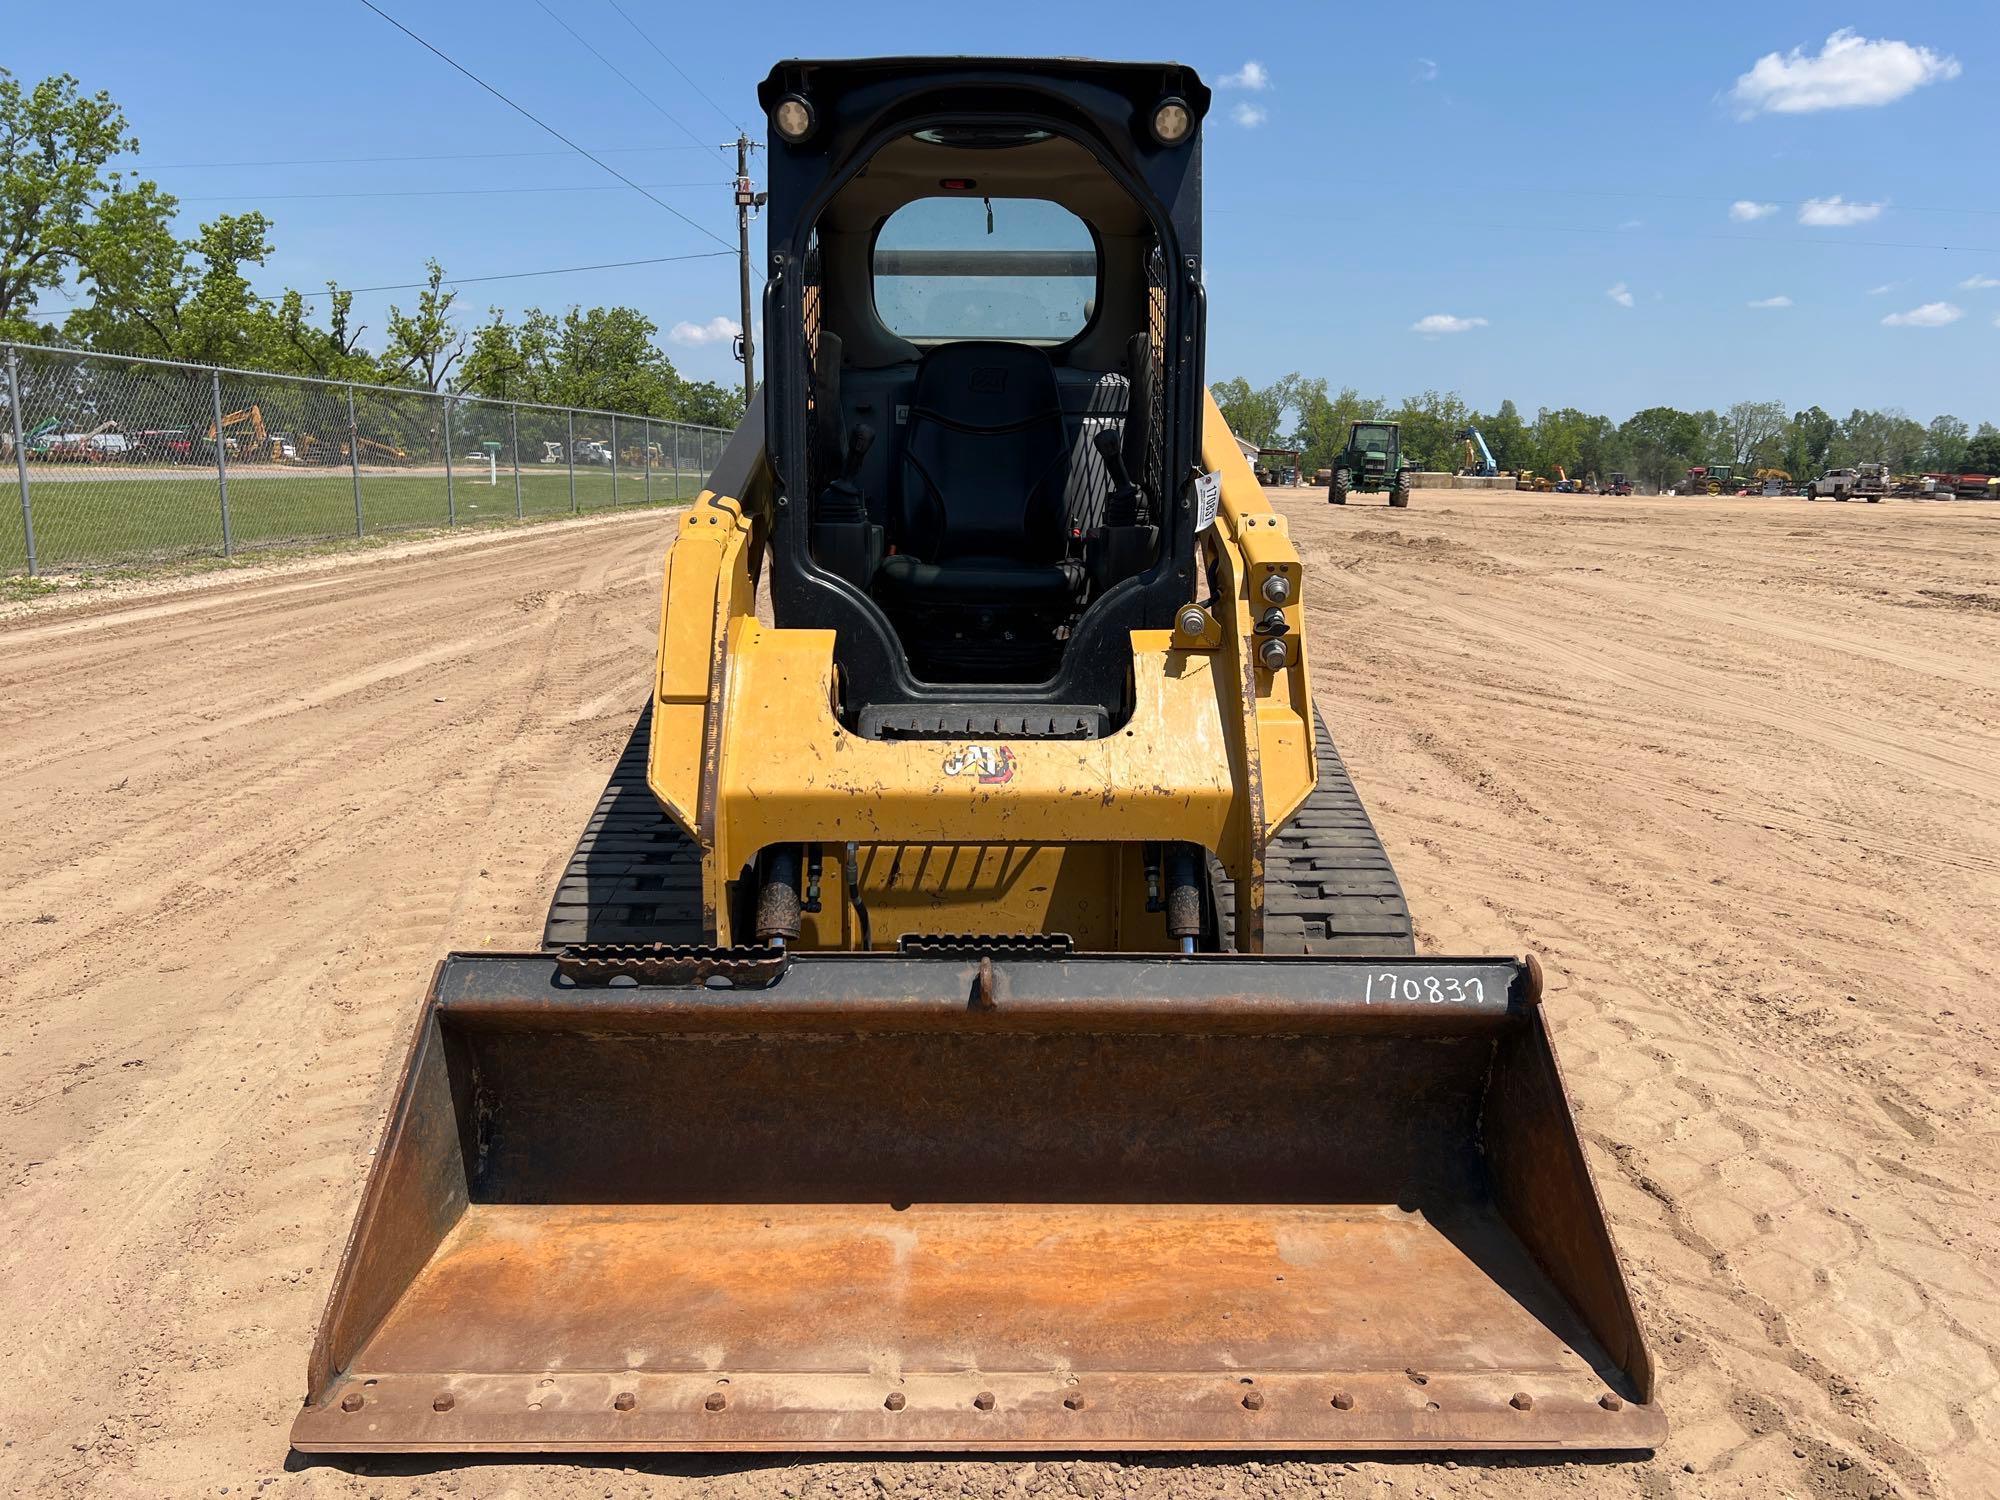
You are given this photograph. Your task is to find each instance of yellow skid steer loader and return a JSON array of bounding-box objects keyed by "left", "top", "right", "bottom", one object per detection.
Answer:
[{"left": 294, "top": 57, "right": 1662, "bottom": 1456}]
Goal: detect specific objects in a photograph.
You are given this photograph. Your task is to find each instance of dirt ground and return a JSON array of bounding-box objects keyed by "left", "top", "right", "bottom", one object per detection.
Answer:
[{"left": 1, "top": 489, "right": 1995, "bottom": 1499}]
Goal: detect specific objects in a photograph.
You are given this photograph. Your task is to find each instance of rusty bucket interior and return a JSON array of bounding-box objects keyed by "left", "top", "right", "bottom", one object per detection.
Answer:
[{"left": 293, "top": 952, "right": 1663, "bottom": 1453}]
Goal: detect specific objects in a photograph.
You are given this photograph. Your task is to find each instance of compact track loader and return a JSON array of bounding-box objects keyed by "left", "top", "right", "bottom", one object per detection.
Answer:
[{"left": 295, "top": 57, "right": 1662, "bottom": 1456}]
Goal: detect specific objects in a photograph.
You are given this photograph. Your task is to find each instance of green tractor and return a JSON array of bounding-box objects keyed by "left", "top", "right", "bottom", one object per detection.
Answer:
[{"left": 1329, "top": 419, "right": 1413, "bottom": 507}]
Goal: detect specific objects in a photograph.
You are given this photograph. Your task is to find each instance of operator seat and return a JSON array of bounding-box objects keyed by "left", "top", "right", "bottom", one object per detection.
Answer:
[{"left": 874, "top": 341, "right": 1078, "bottom": 610}]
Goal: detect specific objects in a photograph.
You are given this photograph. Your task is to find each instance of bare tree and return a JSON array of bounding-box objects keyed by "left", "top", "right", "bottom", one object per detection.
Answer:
[{"left": 1722, "top": 399, "right": 1788, "bottom": 469}]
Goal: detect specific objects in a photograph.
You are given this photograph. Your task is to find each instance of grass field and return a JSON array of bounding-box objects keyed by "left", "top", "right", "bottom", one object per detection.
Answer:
[{"left": 0, "top": 464, "right": 706, "bottom": 573}]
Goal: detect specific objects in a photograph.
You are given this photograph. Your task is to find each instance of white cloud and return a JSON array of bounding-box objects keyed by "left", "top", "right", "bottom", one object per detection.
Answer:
[
  {"left": 1731, "top": 29, "right": 1961, "bottom": 116},
  {"left": 668, "top": 315, "right": 742, "bottom": 346},
  {"left": 1606, "top": 282, "right": 1635, "bottom": 308},
  {"left": 1881, "top": 302, "right": 1964, "bottom": 328},
  {"left": 1231, "top": 102, "right": 1267, "bottom": 128},
  {"left": 1218, "top": 61, "right": 1269, "bottom": 90},
  {"left": 1415, "top": 57, "right": 1439, "bottom": 83},
  {"left": 1411, "top": 314, "right": 1488, "bottom": 336},
  {"left": 1798, "top": 196, "right": 1884, "bottom": 227},
  {"left": 1867, "top": 282, "right": 1902, "bottom": 295},
  {"left": 1729, "top": 200, "right": 1779, "bottom": 222},
  {"left": 1618, "top": 218, "right": 1644, "bottom": 230},
  {"left": 1961, "top": 274, "right": 2000, "bottom": 290},
  {"left": 1748, "top": 295, "right": 1793, "bottom": 308}
]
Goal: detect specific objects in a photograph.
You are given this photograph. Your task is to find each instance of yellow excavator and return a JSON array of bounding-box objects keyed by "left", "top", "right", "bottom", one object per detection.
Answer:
[
  {"left": 294, "top": 57, "right": 1661, "bottom": 1458},
  {"left": 206, "top": 403, "right": 281, "bottom": 462}
]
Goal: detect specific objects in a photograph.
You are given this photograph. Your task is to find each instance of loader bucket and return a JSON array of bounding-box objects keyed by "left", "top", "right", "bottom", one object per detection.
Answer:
[{"left": 293, "top": 950, "right": 1663, "bottom": 1454}]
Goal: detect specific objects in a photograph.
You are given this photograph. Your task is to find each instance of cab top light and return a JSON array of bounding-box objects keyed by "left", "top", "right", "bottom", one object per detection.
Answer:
[
  {"left": 1150, "top": 97, "right": 1192, "bottom": 146},
  {"left": 774, "top": 95, "right": 816, "bottom": 143}
]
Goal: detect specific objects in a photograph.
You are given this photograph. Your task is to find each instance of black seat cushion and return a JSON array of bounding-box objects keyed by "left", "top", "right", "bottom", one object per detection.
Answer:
[
  {"left": 875, "top": 552, "right": 1076, "bottom": 606},
  {"left": 888, "top": 341, "right": 1073, "bottom": 573}
]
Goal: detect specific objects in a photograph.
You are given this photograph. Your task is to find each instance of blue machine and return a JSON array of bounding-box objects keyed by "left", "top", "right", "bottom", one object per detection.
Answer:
[{"left": 1455, "top": 426, "right": 1498, "bottom": 476}]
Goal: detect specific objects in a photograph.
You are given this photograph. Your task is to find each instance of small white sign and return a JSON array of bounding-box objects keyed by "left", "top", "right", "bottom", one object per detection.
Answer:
[{"left": 1194, "top": 470, "right": 1221, "bottom": 532}]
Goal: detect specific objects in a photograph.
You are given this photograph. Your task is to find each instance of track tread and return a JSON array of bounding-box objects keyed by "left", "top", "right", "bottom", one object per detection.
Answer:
[
  {"left": 1215, "top": 711, "right": 1416, "bottom": 956},
  {"left": 542, "top": 705, "right": 707, "bottom": 947}
]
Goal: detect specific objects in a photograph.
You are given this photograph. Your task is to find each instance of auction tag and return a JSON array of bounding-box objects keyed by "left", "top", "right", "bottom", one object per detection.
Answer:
[{"left": 1194, "top": 470, "right": 1221, "bottom": 532}]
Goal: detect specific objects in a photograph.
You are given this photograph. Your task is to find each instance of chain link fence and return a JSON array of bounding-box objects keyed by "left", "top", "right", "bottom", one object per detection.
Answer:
[{"left": 0, "top": 341, "right": 733, "bottom": 575}]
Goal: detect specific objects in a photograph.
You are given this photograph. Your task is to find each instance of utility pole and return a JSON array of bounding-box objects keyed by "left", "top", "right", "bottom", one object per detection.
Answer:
[{"left": 732, "top": 134, "right": 766, "bottom": 409}]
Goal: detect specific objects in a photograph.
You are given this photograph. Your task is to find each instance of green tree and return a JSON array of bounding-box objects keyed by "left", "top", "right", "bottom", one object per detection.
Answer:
[
  {"left": 1211, "top": 375, "right": 1287, "bottom": 448},
  {"left": 460, "top": 307, "right": 526, "bottom": 399},
  {"left": 1921, "top": 414, "right": 1969, "bottom": 473},
  {"left": 0, "top": 70, "right": 180, "bottom": 340},
  {"left": 1387, "top": 388, "right": 1472, "bottom": 471},
  {"left": 1469, "top": 399, "right": 1526, "bottom": 471},
  {"left": 1963, "top": 423, "right": 2000, "bottom": 475},
  {"left": 1616, "top": 406, "right": 1703, "bottom": 491},
  {"left": 1721, "top": 399, "right": 1789, "bottom": 469},
  {"left": 460, "top": 303, "right": 744, "bottom": 426},
  {"left": 674, "top": 378, "right": 744, "bottom": 429},
  {"left": 63, "top": 209, "right": 277, "bottom": 364},
  {"left": 1283, "top": 375, "right": 1383, "bottom": 473},
  {"left": 257, "top": 285, "right": 374, "bottom": 380},
  {"left": 1833, "top": 408, "right": 1926, "bottom": 472},
  {"left": 381, "top": 259, "right": 464, "bottom": 392},
  {"left": 1526, "top": 407, "right": 1615, "bottom": 483},
  {"left": 1782, "top": 405, "right": 1837, "bottom": 480}
]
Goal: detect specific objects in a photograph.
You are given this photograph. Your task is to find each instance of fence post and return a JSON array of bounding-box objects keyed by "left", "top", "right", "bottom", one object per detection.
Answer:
[
  {"left": 6, "top": 348, "right": 35, "bottom": 576},
  {"left": 443, "top": 398, "right": 455, "bottom": 525},
  {"left": 610, "top": 415, "right": 620, "bottom": 507},
  {"left": 673, "top": 423, "right": 682, "bottom": 497},
  {"left": 643, "top": 417, "right": 652, "bottom": 505},
  {"left": 567, "top": 410, "right": 577, "bottom": 514},
  {"left": 510, "top": 407, "right": 523, "bottom": 520},
  {"left": 347, "top": 384, "right": 363, "bottom": 538},
  {"left": 211, "top": 369, "right": 234, "bottom": 557}
]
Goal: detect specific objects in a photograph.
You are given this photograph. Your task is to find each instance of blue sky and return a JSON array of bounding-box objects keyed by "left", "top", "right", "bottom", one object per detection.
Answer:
[{"left": 14, "top": 2, "right": 1996, "bottom": 421}]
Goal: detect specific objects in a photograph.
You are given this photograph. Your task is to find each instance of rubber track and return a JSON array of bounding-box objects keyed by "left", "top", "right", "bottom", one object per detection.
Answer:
[
  {"left": 1213, "top": 711, "right": 1416, "bottom": 956},
  {"left": 547, "top": 706, "right": 1415, "bottom": 956},
  {"left": 543, "top": 705, "right": 706, "bottom": 947}
]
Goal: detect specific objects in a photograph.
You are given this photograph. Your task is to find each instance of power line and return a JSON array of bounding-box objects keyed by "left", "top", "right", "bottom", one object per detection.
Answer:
[
  {"left": 604, "top": 0, "right": 746, "bottom": 135},
  {"left": 530, "top": 0, "right": 712, "bottom": 150},
  {"left": 177, "top": 181, "right": 727, "bottom": 204},
  {"left": 150, "top": 145, "right": 726, "bottom": 169},
  {"left": 355, "top": 0, "right": 733, "bottom": 250},
  {"left": 289, "top": 249, "right": 736, "bottom": 298}
]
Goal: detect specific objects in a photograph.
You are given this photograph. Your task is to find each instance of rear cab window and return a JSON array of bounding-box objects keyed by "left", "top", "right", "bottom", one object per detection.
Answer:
[{"left": 873, "top": 196, "right": 1097, "bottom": 344}]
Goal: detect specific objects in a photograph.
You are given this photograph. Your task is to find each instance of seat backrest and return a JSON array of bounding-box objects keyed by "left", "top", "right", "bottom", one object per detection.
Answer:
[{"left": 895, "top": 342, "right": 1071, "bottom": 564}]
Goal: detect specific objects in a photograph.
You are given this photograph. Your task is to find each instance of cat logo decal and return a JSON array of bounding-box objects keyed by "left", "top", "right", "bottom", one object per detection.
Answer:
[{"left": 940, "top": 744, "right": 1017, "bottom": 785}]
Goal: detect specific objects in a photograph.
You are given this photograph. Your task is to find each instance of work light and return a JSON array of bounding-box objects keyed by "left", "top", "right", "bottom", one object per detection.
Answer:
[{"left": 774, "top": 95, "right": 816, "bottom": 143}]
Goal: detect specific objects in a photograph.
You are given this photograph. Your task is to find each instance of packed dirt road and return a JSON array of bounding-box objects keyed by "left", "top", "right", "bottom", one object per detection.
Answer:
[{"left": 1, "top": 490, "right": 1995, "bottom": 1499}]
